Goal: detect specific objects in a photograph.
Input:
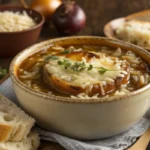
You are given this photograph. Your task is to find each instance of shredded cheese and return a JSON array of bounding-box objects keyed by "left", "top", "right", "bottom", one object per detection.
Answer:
[{"left": 45, "top": 53, "right": 128, "bottom": 89}]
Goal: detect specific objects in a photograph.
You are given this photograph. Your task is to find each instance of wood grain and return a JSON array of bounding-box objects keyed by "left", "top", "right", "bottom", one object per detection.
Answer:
[
  {"left": 128, "top": 128, "right": 150, "bottom": 150},
  {"left": 3, "top": 0, "right": 150, "bottom": 36},
  {"left": 76, "top": 0, "right": 150, "bottom": 36}
]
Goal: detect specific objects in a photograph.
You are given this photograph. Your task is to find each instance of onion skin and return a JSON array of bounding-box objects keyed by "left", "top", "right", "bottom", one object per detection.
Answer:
[
  {"left": 53, "top": 2, "right": 86, "bottom": 35},
  {"left": 31, "top": 0, "right": 62, "bottom": 20}
]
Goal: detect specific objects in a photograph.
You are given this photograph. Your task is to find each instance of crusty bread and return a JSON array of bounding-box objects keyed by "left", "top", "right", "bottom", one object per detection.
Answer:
[
  {"left": 114, "top": 10, "right": 150, "bottom": 48},
  {"left": 115, "top": 20, "right": 150, "bottom": 47},
  {"left": 0, "top": 94, "right": 35, "bottom": 142},
  {"left": 43, "top": 51, "right": 130, "bottom": 97},
  {"left": 0, "top": 131, "right": 40, "bottom": 150}
]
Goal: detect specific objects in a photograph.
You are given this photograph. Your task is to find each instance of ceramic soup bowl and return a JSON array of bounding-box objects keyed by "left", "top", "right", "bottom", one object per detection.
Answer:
[{"left": 10, "top": 36, "right": 150, "bottom": 140}]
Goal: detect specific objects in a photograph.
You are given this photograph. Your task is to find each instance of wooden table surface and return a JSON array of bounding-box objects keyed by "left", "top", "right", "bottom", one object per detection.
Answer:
[{"left": 1, "top": 0, "right": 150, "bottom": 149}]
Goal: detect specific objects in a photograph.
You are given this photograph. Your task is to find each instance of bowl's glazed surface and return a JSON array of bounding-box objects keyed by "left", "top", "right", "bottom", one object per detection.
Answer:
[
  {"left": 10, "top": 36, "right": 150, "bottom": 140},
  {"left": 0, "top": 6, "right": 44, "bottom": 57}
]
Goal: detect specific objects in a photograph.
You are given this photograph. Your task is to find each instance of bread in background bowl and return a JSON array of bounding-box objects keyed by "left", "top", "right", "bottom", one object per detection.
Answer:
[
  {"left": 0, "top": 5, "right": 44, "bottom": 57},
  {"left": 10, "top": 36, "right": 150, "bottom": 140},
  {"left": 104, "top": 10, "right": 150, "bottom": 51}
]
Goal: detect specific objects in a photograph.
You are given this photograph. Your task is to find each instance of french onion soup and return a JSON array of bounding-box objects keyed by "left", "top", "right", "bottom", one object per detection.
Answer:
[{"left": 17, "top": 45, "right": 150, "bottom": 98}]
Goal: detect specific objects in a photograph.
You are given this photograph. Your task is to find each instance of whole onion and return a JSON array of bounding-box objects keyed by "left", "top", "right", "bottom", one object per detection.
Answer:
[
  {"left": 31, "top": 0, "right": 62, "bottom": 20},
  {"left": 52, "top": 1, "right": 86, "bottom": 35}
]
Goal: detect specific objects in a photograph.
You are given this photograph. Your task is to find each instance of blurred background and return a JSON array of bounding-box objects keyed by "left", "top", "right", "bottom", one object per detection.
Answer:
[{"left": 1, "top": 0, "right": 150, "bottom": 36}]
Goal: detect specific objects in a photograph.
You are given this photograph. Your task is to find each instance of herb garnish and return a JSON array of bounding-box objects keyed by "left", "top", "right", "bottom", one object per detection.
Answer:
[
  {"left": 57, "top": 59, "right": 116, "bottom": 74},
  {"left": 58, "top": 59, "right": 71, "bottom": 69},
  {"left": 71, "top": 62, "right": 86, "bottom": 72},
  {"left": 60, "top": 49, "right": 73, "bottom": 54},
  {"left": 44, "top": 55, "right": 58, "bottom": 61},
  {"left": 0, "top": 67, "right": 7, "bottom": 79},
  {"left": 98, "top": 67, "right": 112, "bottom": 74},
  {"left": 44, "top": 55, "right": 117, "bottom": 74}
]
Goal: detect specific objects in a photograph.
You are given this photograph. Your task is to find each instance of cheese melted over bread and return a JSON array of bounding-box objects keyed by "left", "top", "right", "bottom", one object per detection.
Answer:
[{"left": 43, "top": 51, "right": 130, "bottom": 96}]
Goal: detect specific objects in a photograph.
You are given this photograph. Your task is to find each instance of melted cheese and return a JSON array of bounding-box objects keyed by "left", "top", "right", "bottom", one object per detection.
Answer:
[{"left": 45, "top": 54, "right": 128, "bottom": 89}]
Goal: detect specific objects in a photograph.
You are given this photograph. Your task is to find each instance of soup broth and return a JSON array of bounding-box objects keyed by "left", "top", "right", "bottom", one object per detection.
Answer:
[{"left": 17, "top": 45, "right": 150, "bottom": 98}]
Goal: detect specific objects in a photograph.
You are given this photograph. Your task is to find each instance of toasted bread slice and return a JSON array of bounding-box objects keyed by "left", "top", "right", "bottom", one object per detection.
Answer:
[
  {"left": 126, "top": 9, "right": 150, "bottom": 22},
  {"left": 0, "top": 94, "right": 35, "bottom": 142},
  {"left": 0, "top": 131, "right": 40, "bottom": 150},
  {"left": 43, "top": 51, "right": 130, "bottom": 97}
]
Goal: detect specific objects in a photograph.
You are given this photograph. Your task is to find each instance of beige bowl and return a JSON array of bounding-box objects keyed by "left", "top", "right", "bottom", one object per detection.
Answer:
[{"left": 10, "top": 36, "right": 150, "bottom": 140}]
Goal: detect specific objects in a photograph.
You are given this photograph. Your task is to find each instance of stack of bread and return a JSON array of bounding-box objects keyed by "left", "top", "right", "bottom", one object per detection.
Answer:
[{"left": 0, "top": 94, "right": 40, "bottom": 150}]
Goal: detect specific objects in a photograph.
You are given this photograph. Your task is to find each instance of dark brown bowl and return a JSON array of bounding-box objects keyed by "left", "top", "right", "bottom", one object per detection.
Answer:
[{"left": 0, "top": 6, "right": 45, "bottom": 57}]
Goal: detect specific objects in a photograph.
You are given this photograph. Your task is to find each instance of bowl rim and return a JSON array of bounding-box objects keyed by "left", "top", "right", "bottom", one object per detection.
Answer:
[
  {"left": 0, "top": 5, "right": 45, "bottom": 34},
  {"left": 9, "top": 36, "right": 150, "bottom": 104},
  {"left": 103, "top": 17, "right": 125, "bottom": 39}
]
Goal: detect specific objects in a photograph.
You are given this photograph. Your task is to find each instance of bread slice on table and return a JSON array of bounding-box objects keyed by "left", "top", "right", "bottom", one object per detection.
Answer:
[
  {"left": 0, "top": 94, "right": 35, "bottom": 142},
  {"left": 0, "top": 131, "right": 40, "bottom": 150}
]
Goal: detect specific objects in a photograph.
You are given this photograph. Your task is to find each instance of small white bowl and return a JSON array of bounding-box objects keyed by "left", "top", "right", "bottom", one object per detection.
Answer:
[{"left": 10, "top": 36, "right": 150, "bottom": 140}]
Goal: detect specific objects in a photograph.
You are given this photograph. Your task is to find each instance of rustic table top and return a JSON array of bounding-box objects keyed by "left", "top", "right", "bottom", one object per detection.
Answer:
[{"left": 1, "top": 0, "right": 150, "bottom": 149}]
